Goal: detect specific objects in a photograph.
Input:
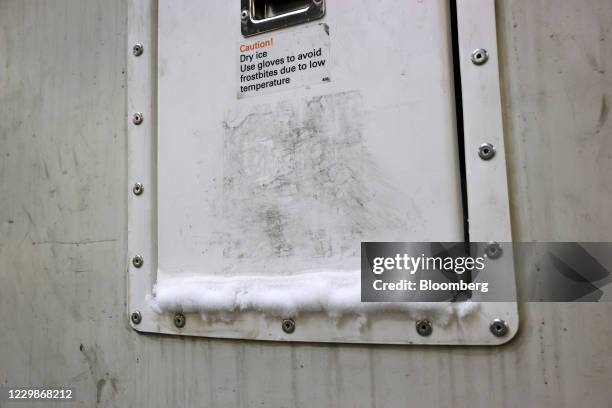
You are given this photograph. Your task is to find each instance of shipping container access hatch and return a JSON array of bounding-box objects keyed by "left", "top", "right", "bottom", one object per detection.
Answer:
[{"left": 127, "top": 0, "right": 518, "bottom": 345}]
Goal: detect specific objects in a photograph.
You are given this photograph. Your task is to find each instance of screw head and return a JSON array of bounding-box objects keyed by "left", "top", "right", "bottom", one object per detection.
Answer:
[
  {"left": 490, "top": 319, "right": 509, "bottom": 337},
  {"left": 174, "top": 312, "right": 186, "bottom": 328},
  {"left": 471, "top": 48, "right": 489, "bottom": 65},
  {"left": 132, "top": 112, "right": 143, "bottom": 125},
  {"left": 241, "top": 10, "right": 249, "bottom": 20},
  {"left": 132, "top": 183, "right": 144, "bottom": 196},
  {"left": 416, "top": 319, "right": 433, "bottom": 336},
  {"left": 133, "top": 43, "right": 144, "bottom": 56},
  {"left": 478, "top": 143, "right": 496, "bottom": 160},
  {"left": 132, "top": 255, "right": 144, "bottom": 268},
  {"left": 130, "top": 311, "right": 142, "bottom": 325},
  {"left": 282, "top": 318, "right": 296, "bottom": 334},
  {"left": 485, "top": 242, "right": 503, "bottom": 259}
]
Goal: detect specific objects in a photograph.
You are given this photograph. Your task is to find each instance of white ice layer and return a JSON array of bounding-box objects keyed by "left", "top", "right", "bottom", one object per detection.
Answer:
[{"left": 148, "top": 270, "right": 479, "bottom": 325}]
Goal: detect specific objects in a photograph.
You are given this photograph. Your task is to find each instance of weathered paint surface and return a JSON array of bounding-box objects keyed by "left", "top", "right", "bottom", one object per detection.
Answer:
[
  {"left": 0, "top": 0, "right": 611, "bottom": 407},
  {"left": 220, "top": 91, "right": 401, "bottom": 272}
]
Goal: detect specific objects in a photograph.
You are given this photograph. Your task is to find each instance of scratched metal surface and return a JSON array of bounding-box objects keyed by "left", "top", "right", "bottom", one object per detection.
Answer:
[
  {"left": 156, "top": 0, "right": 464, "bottom": 278},
  {"left": 0, "top": 0, "right": 611, "bottom": 407}
]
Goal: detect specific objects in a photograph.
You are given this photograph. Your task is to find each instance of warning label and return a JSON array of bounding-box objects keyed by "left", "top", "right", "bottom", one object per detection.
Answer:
[{"left": 238, "top": 24, "right": 330, "bottom": 98}]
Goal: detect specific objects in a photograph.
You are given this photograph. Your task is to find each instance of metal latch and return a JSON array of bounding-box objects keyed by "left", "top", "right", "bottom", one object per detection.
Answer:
[{"left": 241, "top": 0, "right": 325, "bottom": 37}]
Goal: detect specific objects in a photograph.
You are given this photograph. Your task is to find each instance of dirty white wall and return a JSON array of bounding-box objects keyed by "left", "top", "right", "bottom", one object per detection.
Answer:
[{"left": 0, "top": 0, "right": 611, "bottom": 407}]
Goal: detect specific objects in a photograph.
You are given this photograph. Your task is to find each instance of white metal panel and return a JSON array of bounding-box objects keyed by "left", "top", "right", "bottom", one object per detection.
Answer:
[
  {"left": 156, "top": 0, "right": 465, "bottom": 274},
  {"left": 457, "top": 0, "right": 513, "bottom": 243},
  {"left": 127, "top": 0, "right": 158, "bottom": 336},
  {"left": 454, "top": 0, "right": 519, "bottom": 337},
  {"left": 124, "top": 0, "right": 519, "bottom": 344},
  {"left": 151, "top": 0, "right": 470, "bottom": 343}
]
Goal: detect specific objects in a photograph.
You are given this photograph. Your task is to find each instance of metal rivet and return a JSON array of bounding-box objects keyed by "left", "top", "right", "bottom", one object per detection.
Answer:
[
  {"left": 132, "top": 183, "right": 144, "bottom": 196},
  {"left": 174, "top": 313, "right": 186, "bottom": 328},
  {"left": 132, "top": 43, "right": 144, "bottom": 56},
  {"left": 416, "top": 319, "right": 433, "bottom": 337},
  {"left": 241, "top": 10, "right": 249, "bottom": 20},
  {"left": 130, "top": 311, "right": 142, "bottom": 325},
  {"left": 478, "top": 143, "right": 496, "bottom": 160},
  {"left": 485, "top": 242, "right": 503, "bottom": 259},
  {"left": 132, "top": 112, "right": 143, "bottom": 125},
  {"left": 471, "top": 48, "right": 489, "bottom": 65},
  {"left": 132, "top": 255, "right": 143, "bottom": 268},
  {"left": 490, "top": 319, "right": 509, "bottom": 337},
  {"left": 282, "top": 318, "right": 295, "bottom": 334}
]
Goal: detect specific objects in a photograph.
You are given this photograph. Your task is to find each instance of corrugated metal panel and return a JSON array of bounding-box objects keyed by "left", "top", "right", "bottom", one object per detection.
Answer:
[{"left": 0, "top": 0, "right": 611, "bottom": 406}]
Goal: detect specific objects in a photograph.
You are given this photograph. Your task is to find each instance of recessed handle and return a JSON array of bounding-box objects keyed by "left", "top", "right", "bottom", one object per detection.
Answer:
[{"left": 241, "top": 0, "right": 325, "bottom": 37}]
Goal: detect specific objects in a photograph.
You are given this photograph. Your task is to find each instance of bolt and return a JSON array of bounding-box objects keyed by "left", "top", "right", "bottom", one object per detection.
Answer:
[
  {"left": 132, "top": 112, "right": 143, "bottom": 125},
  {"left": 132, "top": 255, "right": 143, "bottom": 268},
  {"left": 133, "top": 43, "right": 144, "bottom": 56},
  {"left": 132, "top": 183, "right": 144, "bottom": 196},
  {"left": 471, "top": 48, "right": 489, "bottom": 65},
  {"left": 478, "top": 143, "right": 496, "bottom": 160},
  {"left": 282, "top": 318, "right": 295, "bottom": 334},
  {"left": 490, "top": 319, "right": 509, "bottom": 337},
  {"left": 174, "top": 312, "right": 186, "bottom": 328},
  {"left": 130, "top": 311, "right": 142, "bottom": 325},
  {"left": 485, "top": 242, "right": 503, "bottom": 259},
  {"left": 416, "top": 319, "right": 433, "bottom": 336},
  {"left": 241, "top": 10, "right": 249, "bottom": 20}
]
